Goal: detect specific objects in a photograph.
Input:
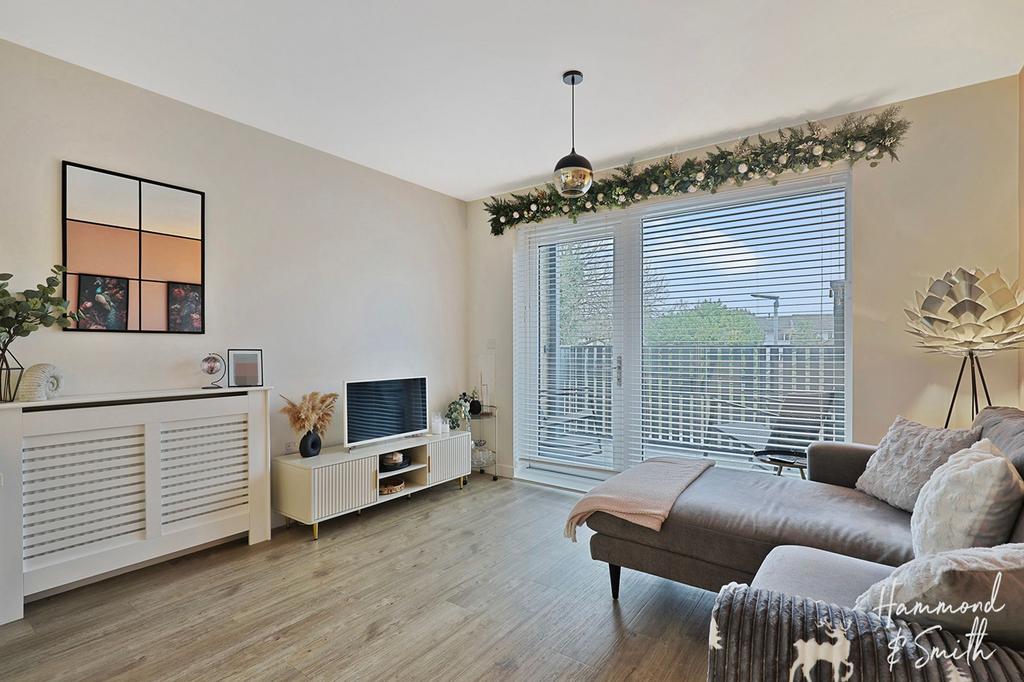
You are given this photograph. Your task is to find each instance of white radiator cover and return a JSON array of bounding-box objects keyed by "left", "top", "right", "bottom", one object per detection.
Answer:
[{"left": 0, "top": 388, "right": 271, "bottom": 625}]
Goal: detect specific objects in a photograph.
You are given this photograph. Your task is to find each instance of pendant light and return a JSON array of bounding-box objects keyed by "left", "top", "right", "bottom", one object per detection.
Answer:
[{"left": 553, "top": 70, "right": 593, "bottom": 198}]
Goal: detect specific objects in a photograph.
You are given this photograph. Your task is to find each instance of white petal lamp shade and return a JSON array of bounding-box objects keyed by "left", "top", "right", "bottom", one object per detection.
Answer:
[
  {"left": 553, "top": 149, "right": 593, "bottom": 198},
  {"left": 905, "top": 267, "right": 1024, "bottom": 355}
]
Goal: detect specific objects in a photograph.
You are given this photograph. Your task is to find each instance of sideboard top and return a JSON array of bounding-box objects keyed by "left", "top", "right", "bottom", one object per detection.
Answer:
[
  {"left": 275, "top": 430, "right": 471, "bottom": 468},
  {"left": 0, "top": 386, "right": 273, "bottom": 411}
]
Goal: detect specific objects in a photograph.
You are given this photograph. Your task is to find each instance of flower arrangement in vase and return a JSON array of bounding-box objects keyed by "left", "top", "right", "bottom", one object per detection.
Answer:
[{"left": 281, "top": 391, "right": 339, "bottom": 457}]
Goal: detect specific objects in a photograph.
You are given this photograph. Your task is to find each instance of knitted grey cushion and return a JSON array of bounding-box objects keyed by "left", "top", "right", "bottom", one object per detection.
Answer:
[{"left": 855, "top": 416, "right": 980, "bottom": 512}]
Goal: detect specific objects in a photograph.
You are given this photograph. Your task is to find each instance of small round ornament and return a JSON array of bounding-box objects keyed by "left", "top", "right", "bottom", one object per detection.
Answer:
[
  {"left": 737, "top": 163, "right": 748, "bottom": 174},
  {"left": 695, "top": 171, "right": 705, "bottom": 181},
  {"left": 812, "top": 144, "right": 824, "bottom": 156},
  {"left": 512, "top": 211, "right": 520, "bottom": 219},
  {"left": 650, "top": 183, "right": 659, "bottom": 193},
  {"left": 530, "top": 203, "right": 538, "bottom": 211},
  {"left": 851, "top": 140, "right": 867, "bottom": 153},
  {"left": 777, "top": 153, "right": 789, "bottom": 165}
]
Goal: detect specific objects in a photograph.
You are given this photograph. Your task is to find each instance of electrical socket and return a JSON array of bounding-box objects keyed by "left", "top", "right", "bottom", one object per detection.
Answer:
[{"left": 285, "top": 441, "right": 296, "bottom": 453}]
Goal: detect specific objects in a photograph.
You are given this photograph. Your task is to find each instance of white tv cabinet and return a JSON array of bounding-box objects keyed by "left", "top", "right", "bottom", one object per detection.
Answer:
[{"left": 272, "top": 430, "right": 471, "bottom": 538}]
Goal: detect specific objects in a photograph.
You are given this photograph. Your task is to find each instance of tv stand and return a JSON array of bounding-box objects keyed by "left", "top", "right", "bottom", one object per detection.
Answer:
[{"left": 271, "top": 430, "right": 471, "bottom": 538}]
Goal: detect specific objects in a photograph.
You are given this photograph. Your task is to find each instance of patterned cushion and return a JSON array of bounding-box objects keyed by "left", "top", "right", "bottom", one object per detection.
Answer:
[
  {"left": 855, "top": 544, "right": 1024, "bottom": 650},
  {"left": 911, "top": 439, "right": 1024, "bottom": 556},
  {"left": 856, "top": 416, "right": 981, "bottom": 512}
]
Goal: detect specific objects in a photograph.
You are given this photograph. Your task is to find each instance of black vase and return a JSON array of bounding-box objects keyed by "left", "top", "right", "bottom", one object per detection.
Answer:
[
  {"left": 469, "top": 399, "right": 482, "bottom": 415},
  {"left": 299, "top": 430, "right": 322, "bottom": 458}
]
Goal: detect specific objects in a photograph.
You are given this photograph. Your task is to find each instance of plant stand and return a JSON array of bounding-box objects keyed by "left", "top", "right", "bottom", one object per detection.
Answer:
[{"left": 470, "top": 404, "right": 499, "bottom": 481}]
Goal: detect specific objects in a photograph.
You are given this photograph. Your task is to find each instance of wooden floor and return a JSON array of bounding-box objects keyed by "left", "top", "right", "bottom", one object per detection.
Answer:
[{"left": 0, "top": 474, "right": 714, "bottom": 681}]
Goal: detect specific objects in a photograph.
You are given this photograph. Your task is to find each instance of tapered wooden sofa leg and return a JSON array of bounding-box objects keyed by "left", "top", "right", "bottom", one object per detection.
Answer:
[{"left": 609, "top": 563, "right": 621, "bottom": 600}]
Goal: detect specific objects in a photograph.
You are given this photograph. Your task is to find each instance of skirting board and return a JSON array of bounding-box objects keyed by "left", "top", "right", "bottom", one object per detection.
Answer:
[{"left": 25, "top": 532, "right": 248, "bottom": 602}]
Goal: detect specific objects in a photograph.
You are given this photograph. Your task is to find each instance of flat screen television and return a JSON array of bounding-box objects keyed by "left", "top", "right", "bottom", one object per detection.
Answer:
[{"left": 343, "top": 376, "right": 428, "bottom": 447}]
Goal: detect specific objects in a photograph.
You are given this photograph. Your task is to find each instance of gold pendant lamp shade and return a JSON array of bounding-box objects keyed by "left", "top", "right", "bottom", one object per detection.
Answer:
[{"left": 553, "top": 70, "right": 593, "bottom": 198}]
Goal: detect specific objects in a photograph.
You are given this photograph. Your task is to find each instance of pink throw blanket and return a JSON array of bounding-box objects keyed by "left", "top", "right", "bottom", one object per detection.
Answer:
[{"left": 564, "top": 457, "right": 713, "bottom": 542}]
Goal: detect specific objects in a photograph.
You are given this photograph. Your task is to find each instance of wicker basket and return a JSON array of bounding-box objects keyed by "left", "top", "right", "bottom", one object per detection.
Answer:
[{"left": 379, "top": 479, "right": 406, "bottom": 496}]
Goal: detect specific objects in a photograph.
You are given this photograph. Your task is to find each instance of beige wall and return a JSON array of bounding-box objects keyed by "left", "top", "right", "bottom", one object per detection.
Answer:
[
  {"left": 1020, "top": 66, "right": 1024, "bottom": 405},
  {"left": 467, "top": 76, "right": 1021, "bottom": 475},
  {"left": 0, "top": 40, "right": 469, "bottom": 455}
]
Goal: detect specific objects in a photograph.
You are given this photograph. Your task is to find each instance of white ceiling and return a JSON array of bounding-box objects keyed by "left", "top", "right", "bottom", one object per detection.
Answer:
[{"left": 2, "top": 1, "right": 1023, "bottom": 201}]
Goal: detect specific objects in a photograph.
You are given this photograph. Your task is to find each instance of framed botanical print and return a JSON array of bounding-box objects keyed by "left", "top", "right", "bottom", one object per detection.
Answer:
[
  {"left": 227, "top": 349, "right": 263, "bottom": 387},
  {"left": 62, "top": 161, "right": 205, "bottom": 333}
]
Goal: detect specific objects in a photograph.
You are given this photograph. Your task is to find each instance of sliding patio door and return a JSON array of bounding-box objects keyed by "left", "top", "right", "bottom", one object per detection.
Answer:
[{"left": 514, "top": 176, "right": 849, "bottom": 482}]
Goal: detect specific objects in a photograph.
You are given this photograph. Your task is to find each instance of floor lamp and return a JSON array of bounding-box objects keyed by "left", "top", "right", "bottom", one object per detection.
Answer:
[
  {"left": 944, "top": 350, "right": 992, "bottom": 428},
  {"left": 905, "top": 267, "right": 1024, "bottom": 427}
]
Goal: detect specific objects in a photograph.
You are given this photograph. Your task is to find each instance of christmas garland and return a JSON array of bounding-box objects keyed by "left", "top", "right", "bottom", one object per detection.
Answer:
[{"left": 485, "top": 105, "right": 910, "bottom": 235}]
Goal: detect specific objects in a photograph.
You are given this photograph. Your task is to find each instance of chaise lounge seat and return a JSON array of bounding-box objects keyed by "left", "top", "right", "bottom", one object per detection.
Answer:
[
  {"left": 587, "top": 463, "right": 913, "bottom": 592},
  {"left": 587, "top": 406, "right": 1024, "bottom": 596}
]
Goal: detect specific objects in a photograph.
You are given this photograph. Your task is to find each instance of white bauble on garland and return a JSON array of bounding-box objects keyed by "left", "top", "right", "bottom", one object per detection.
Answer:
[{"left": 15, "top": 363, "right": 63, "bottom": 402}]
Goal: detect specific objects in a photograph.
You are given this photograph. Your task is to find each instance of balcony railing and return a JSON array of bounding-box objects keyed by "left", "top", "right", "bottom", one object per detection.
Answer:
[{"left": 537, "top": 344, "right": 845, "bottom": 469}]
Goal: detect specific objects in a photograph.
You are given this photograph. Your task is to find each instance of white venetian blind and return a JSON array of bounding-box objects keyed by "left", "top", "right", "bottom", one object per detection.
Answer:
[
  {"left": 636, "top": 187, "right": 847, "bottom": 468},
  {"left": 514, "top": 180, "right": 849, "bottom": 480},
  {"left": 515, "top": 218, "right": 619, "bottom": 474}
]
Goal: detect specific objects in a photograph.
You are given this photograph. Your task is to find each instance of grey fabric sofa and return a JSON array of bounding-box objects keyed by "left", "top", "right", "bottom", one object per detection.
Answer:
[{"left": 586, "top": 406, "right": 1024, "bottom": 598}]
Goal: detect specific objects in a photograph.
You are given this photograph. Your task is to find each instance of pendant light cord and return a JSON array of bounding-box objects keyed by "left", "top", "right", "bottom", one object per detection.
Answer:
[{"left": 570, "top": 79, "right": 575, "bottom": 151}]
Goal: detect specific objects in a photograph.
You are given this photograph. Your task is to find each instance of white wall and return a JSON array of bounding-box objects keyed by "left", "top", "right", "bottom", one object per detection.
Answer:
[
  {"left": 467, "top": 76, "right": 1021, "bottom": 476},
  {"left": 0, "top": 40, "right": 469, "bottom": 455}
]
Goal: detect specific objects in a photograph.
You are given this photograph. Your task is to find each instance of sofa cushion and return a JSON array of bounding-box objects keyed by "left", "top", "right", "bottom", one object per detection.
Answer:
[
  {"left": 974, "top": 406, "right": 1024, "bottom": 476},
  {"left": 975, "top": 407, "right": 1024, "bottom": 544},
  {"left": 912, "top": 438, "right": 1024, "bottom": 555},
  {"left": 751, "top": 545, "right": 894, "bottom": 608},
  {"left": 855, "top": 543, "right": 1024, "bottom": 650},
  {"left": 586, "top": 467, "right": 913, "bottom": 575},
  {"left": 855, "top": 416, "right": 981, "bottom": 512}
]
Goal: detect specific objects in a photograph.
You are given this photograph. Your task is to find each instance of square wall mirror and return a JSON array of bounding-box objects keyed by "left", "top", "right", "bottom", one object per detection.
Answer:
[{"left": 63, "top": 162, "right": 205, "bottom": 333}]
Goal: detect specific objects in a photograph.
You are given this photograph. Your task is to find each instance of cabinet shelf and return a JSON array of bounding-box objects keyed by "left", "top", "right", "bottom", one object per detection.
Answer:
[
  {"left": 378, "top": 482, "right": 427, "bottom": 500},
  {"left": 379, "top": 462, "right": 427, "bottom": 479}
]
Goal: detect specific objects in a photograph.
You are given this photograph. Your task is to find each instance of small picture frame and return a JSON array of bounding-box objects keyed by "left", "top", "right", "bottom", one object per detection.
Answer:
[{"left": 227, "top": 349, "right": 263, "bottom": 387}]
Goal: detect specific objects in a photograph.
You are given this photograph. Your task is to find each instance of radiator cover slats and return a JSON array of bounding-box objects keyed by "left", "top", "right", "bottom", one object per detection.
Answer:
[
  {"left": 161, "top": 416, "right": 249, "bottom": 529},
  {"left": 22, "top": 426, "right": 147, "bottom": 565}
]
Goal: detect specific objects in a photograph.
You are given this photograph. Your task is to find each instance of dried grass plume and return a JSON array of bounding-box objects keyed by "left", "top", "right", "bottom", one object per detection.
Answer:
[{"left": 281, "top": 391, "right": 340, "bottom": 434}]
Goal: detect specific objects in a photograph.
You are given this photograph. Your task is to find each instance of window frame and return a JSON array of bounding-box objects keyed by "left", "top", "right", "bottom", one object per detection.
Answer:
[{"left": 513, "top": 170, "right": 852, "bottom": 482}]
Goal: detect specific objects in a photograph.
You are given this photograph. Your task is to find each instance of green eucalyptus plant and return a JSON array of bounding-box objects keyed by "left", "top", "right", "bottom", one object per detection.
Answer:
[{"left": 0, "top": 265, "right": 78, "bottom": 401}]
